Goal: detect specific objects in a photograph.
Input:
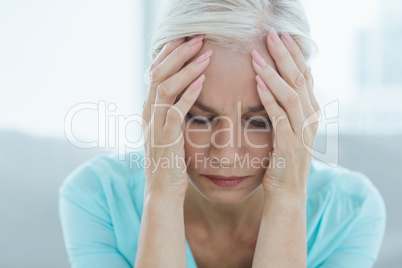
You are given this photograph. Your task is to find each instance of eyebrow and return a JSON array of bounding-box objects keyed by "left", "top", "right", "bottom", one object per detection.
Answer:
[{"left": 193, "top": 100, "right": 266, "bottom": 114}]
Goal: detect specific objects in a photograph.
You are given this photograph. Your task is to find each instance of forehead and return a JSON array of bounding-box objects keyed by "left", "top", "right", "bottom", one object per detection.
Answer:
[{"left": 189, "top": 41, "right": 275, "bottom": 114}]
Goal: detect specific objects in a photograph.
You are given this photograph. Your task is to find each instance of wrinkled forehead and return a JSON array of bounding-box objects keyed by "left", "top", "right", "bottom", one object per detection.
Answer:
[{"left": 188, "top": 41, "right": 276, "bottom": 114}]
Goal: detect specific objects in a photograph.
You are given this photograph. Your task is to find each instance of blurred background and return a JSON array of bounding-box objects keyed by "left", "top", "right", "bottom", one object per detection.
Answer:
[{"left": 0, "top": 0, "right": 401, "bottom": 267}]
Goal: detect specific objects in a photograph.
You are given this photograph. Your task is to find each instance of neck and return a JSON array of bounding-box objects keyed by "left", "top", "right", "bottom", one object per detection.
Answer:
[{"left": 184, "top": 182, "right": 265, "bottom": 238}]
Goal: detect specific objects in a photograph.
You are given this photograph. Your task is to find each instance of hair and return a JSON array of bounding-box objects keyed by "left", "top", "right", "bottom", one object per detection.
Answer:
[{"left": 146, "top": 0, "right": 318, "bottom": 85}]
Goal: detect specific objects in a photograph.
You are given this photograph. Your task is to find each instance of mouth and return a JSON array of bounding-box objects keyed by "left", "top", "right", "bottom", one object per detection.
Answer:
[
  {"left": 202, "top": 175, "right": 249, "bottom": 180},
  {"left": 201, "top": 174, "right": 250, "bottom": 189}
]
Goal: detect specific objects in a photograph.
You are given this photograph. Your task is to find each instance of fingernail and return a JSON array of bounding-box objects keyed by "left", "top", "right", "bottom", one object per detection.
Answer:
[
  {"left": 269, "top": 28, "right": 281, "bottom": 44},
  {"left": 191, "top": 74, "right": 205, "bottom": 90},
  {"left": 252, "top": 49, "right": 267, "bottom": 68},
  {"left": 281, "top": 33, "right": 293, "bottom": 44},
  {"left": 195, "top": 49, "right": 213, "bottom": 64},
  {"left": 256, "top": 75, "right": 268, "bottom": 91},
  {"left": 188, "top": 34, "right": 205, "bottom": 46}
]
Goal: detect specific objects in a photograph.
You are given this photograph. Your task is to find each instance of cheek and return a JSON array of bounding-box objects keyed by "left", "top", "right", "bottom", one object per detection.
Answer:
[
  {"left": 183, "top": 128, "right": 274, "bottom": 152},
  {"left": 246, "top": 132, "right": 274, "bottom": 168},
  {"left": 183, "top": 131, "right": 211, "bottom": 162},
  {"left": 184, "top": 130, "right": 212, "bottom": 150},
  {"left": 244, "top": 130, "right": 274, "bottom": 149},
  {"left": 183, "top": 139, "right": 209, "bottom": 175},
  {"left": 183, "top": 130, "right": 274, "bottom": 168}
]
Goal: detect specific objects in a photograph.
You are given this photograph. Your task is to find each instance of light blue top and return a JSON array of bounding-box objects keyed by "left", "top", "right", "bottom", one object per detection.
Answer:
[{"left": 58, "top": 148, "right": 386, "bottom": 268}]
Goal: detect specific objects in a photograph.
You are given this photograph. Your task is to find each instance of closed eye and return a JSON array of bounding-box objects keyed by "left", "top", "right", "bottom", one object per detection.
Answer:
[
  {"left": 247, "top": 119, "right": 271, "bottom": 128},
  {"left": 246, "top": 116, "right": 271, "bottom": 128},
  {"left": 186, "top": 113, "right": 271, "bottom": 128},
  {"left": 186, "top": 112, "right": 215, "bottom": 125}
]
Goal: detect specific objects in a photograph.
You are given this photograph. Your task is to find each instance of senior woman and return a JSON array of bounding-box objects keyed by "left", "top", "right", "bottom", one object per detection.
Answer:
[{"left": 59, "top": 0, "right": 386, "bottom": 267}]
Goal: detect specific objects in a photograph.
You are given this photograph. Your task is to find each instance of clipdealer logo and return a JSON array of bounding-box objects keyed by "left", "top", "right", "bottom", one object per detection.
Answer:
[{"left": 64, "top": 100, "right": 339, "bottom": 166}]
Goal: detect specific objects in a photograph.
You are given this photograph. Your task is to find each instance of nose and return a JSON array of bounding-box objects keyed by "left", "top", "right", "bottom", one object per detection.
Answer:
[{"left": 208, "top": 117, "right": 247, "bottom": 167}]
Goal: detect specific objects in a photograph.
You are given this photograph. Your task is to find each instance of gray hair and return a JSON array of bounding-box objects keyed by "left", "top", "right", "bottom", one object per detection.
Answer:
[{"left": 147, "top": 0, "right": 318, "bottom": 84}]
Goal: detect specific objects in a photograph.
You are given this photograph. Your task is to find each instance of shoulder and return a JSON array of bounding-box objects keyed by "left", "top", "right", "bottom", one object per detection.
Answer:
[
  {"left": 306, "top": 158, "right": 387, "bottom": 264},
  {"left": 307, "top": 158, "right": 385, "bottom": 207},
  {"left": 58, "top": 149, "right": 146, "bottom": 267},
  {"left": 59, "top": 148, "right": 146, "bottom": 211},
  {"left": 307, "top": 158, "right": 387, "bottom": 220}
]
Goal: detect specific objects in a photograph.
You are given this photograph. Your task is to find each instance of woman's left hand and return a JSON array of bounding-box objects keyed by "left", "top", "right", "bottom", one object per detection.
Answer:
[{"left": 251, "top": 28, "right": 320, "bottom": 198}]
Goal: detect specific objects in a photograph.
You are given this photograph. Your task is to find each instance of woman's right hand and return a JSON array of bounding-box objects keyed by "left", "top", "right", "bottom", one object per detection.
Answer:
[{"left": 141, "top": 35, "right": 213, "bottom": 199}]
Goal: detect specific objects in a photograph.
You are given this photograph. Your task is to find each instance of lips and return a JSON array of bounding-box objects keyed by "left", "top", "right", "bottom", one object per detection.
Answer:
[
  {"left": 202, "top": 174, "right": 250, "bottom": 189},
  {"left": 202, "top": 175, "right": 250, "bottom": 181}
]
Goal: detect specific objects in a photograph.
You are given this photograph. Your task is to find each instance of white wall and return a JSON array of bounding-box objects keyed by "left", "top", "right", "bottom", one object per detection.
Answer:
[
  {"left": 1, "top": 0, "right": 401, "bottom": 150},
  {"left": 304, "top": 0, "right": 402, "bottom": 135},
  {"left": 0, "top": 0, "right": 145, "bottom": 149}
]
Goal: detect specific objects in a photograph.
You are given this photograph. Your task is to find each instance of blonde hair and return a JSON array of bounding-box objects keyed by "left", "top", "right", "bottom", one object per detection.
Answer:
[{"left": 147, "top": 0, "right": 318, "bottom": 84}]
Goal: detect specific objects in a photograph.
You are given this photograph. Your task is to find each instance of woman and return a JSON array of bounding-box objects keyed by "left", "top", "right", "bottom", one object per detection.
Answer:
[{"left": 59, "top": 0, "right": 386, "bottom": 267}]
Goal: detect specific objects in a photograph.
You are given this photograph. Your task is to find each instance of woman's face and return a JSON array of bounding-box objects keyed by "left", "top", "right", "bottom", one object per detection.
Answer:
[{"left": 183, "top": 40, "right": 277, "bottom": 204}]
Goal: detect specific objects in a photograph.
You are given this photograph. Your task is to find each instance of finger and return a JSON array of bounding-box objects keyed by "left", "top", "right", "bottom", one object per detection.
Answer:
[
  {"left": 164, "top": 74, "right": 205, "bottom": 140},
  {"left": 151, "top": 37, "right": 185, "bottom": 72},
  {"left": 280, "top": 32, "right": 320, "bottom": 114},
  {"left": 143, "top": 35, "right": 205, "bottom": 123},
  {"left": 143, "top": 38, "right": 185, "bottom": 121},
  {"left": 251, "top": 50, "right": 304, "bottom": 135},
  {"left": 150, "top": 35, "right": 205, "bottom": 86},
  {"left": 255, "top": 76, "right": 293, "bottom": 144},
  {"left": 266, "top": 28, "right": 315, "bottom": 120},
  {"left": 153, "top": 50, "right": 212, "bottom": 128}
]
